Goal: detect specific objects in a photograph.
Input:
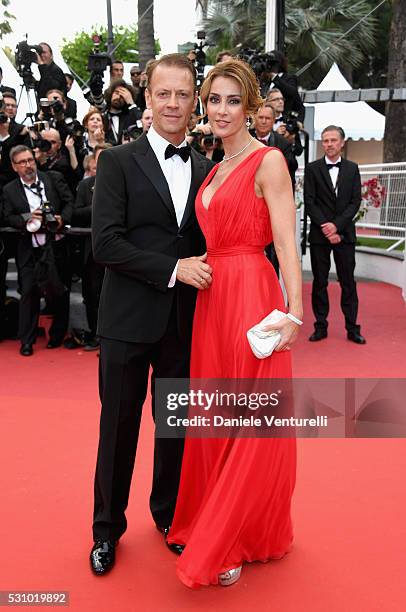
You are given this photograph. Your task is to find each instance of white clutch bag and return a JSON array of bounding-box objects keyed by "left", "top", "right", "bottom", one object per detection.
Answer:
[{"left": 247, "top": 309, "right": 287, "bottom": 359}]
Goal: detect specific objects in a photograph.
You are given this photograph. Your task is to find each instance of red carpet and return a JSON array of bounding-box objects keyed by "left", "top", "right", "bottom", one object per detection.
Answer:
[{"left": 1, "top": 280, "right": 406, "bottom": 611}]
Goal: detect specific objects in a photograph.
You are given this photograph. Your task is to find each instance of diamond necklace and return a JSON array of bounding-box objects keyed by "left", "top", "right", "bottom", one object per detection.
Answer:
[{"left": 221, "top": 137, "right": 255, "bottom": 163}]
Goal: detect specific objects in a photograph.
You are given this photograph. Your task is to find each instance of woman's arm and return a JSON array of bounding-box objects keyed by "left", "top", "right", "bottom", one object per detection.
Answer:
[{"left": 256, "top": 148, "right": 303, "bottom": 350}]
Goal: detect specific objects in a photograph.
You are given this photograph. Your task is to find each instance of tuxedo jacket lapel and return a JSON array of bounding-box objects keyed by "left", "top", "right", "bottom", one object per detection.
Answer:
[
  {"left": 319, "top": 159, "right": 336, "bottom": 197},
  {"left": 179, "top": 148, "right": 206, "bottom": 230},
  {"left": 132, "top": 133, "right": 176, "bottom": 220}
]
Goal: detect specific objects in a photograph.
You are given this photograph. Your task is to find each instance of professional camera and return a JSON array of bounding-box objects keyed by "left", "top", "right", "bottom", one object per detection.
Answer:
[
  {"left": 283, "top": 110, "right": 301, "bottom": 135},
  {"left": 122, "top": 124, "right": 142, "bottom": 143},
  {"left": 39, "top": 98, "right": 65, "bottom": 121},
  {"left": 202, "top": 134, "right": 217, "bottom": 147},
  {"left": 83, "top": 34, "right": 111, "bottom": 108},
  {"left": 15, "top": 40, "right": 44, "bottom": 89},
  {"left": 41, "top": 201, "right": 59, "bottom": 232},
  {"left": 238, "top": 48, "right": 284, "bottom": 82}
]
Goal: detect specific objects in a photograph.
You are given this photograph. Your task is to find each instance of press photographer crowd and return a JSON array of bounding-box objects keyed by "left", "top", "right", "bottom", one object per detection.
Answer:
[{"left": 0, "top": 37, "right": 306, "bottom": 356}]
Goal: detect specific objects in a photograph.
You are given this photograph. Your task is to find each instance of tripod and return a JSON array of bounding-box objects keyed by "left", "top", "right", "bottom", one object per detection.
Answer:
[{"left": 16, "top": 72, "right": 39, "bottom": 127}]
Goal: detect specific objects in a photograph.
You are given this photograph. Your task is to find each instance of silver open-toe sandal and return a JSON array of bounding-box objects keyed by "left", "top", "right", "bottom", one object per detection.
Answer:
[{"left": 218, "top": 566, "right": 242, "bottom": 586}]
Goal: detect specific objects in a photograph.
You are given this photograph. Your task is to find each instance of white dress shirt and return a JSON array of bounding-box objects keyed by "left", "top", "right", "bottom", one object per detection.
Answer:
[
  {"left": 22, "top": 177, "right": 63, "bottom": 247},
  {"left": 325, "top": 155, "right": 342, "bottom": 192},
  {"left": 22, "top": 177, "right": 47, "bottom": 247},
  {"left": 147, "top": 124, "right": 192, "bottom": 286}
]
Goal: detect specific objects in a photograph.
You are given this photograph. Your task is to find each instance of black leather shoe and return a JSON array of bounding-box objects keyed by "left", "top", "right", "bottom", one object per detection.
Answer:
[
  {"left": 90, "top": 540, "right": 117, "bottom": 575},
  {"left": 347, "top": 332, "right": 366, "bottom": 344},
  {"left": 46, "top": 339, "right": 62, "bottom": 349},
  {"left": 156, "top": 525, "right": 185, "bottom": 556},
  {"left": 20, "top": 343, "right": 33, "bottom": 356},
  {"left": 309, "top": 331, "right": 327, "bottom": 342}
]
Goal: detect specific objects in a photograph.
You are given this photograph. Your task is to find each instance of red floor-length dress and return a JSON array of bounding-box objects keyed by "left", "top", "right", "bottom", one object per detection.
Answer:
[{"left": 168, "top": 148, "right": 297, "bottom": 588}]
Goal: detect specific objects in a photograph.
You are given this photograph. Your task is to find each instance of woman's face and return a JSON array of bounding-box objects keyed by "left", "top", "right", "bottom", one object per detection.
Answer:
[
  {"left": 87, "top": 113, "right": 104, "bottom": 133},
  {"left": 206, "top": 76, "right": 246, "bottom": 139}
]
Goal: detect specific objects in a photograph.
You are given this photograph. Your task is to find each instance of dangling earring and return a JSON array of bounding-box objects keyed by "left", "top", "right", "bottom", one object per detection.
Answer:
[{"left": 246, "top": 117, "right": 251, "bottom": 127}]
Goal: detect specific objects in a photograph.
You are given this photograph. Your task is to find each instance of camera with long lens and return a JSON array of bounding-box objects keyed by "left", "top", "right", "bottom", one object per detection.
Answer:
[
  {"left": 83, "top": 34, "right": 111, "bottom": 108},
  {"left": 15, "top": 40, "right": 44, "bottom": 89},
  {"left": 283, "top": 110, "right": 300, "bottom": 135},
  {"left": 122, "top": 124, "right": 142, "bottom": 143},
  {"left": 29, "top": 123, "right": 52, "bottom": 153},
  {"left": 41, "top": 201, "right": 59, "bottom": 232}
]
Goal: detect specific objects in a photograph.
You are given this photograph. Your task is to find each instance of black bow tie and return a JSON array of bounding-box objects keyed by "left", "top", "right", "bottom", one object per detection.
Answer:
[
  {"left": 165, "top": 143, "right": 191, "bottom": 163},
  {"left": 326, "top": 162, "right": 341, "bottom": 170}
]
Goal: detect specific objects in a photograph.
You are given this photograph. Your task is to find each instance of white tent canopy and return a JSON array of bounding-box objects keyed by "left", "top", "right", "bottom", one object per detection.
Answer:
[{"left": 311, "top": 63, "right": 385, "bottom": 141}]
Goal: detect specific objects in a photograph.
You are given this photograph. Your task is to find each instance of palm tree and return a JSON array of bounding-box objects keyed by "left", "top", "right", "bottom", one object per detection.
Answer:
[
  {"left": 201, "top": 0, "right": 378, "bottom": 88},
  {"left": 383, "top": 0, "right": 406, "bottom": 162},
  {"left": 138, "top": 0, "right": 155, "bottom": 70}
]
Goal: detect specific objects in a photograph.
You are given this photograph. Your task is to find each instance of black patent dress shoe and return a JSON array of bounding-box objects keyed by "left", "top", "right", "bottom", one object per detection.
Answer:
[
  {"left": 347, "top": 332, "right": 366, "bottom": 344},
  {"left": 90, "top": 540, "right": 117, "bottom": 575},
  {"left": 20, "top": 343, "right": 33, "bottom": 356},
  {"left": 156, "top": 525, "right": 185, "bottom": 556},
  {"left": 46, "top": 339, "right": 62, "bottom": 349},
  {"left": 309, "top": 330, "right": 327, "bottom": 342}
]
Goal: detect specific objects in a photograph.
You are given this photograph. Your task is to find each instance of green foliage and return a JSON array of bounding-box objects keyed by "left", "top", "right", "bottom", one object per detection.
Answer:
[
  {"left": 0, "top": 0, "right": 15, "bottom": 39},
  {"left": 201, "top": 0, "right": 387, "bottom": 89},
  {"left": 61, "top": 24, "right": 160, "bottom": 84}
]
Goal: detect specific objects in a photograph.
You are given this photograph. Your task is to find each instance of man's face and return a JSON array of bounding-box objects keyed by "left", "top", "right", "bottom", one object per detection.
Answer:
[
  {"left": 267, "top": 91, "right": 284, "bottom": 114},
  {"left": 12, "top": 151, "right": 37, "bottom": 183},
  {"left": 3, "top": 97, "right": 17, "bottom": 119},
  {"left": 110, "top": 88, "right": 126, "bottom": 110},
  {"left": 141, "top": 109, "right": 153, "bottom": 132},
  {"left": 111, "top": 63, "right": 124, "bottom": 80},
  {"left": 39, "top": 43, "right": 53, "bottom": 65},
  {"left": 145, "top": 65, "right": 197, "bottom": 143},
  {"left": 322, "top": 130, "right": 344, "bottom": 159},
  {"left": 254, "top": 107, "right": 274, "bottom": 137},
  {"left": 87, "top": 158, "right": 97, "bottom": 176},
  {"left": 130, "top": 68, "right": 141, "bottom": 87},
  {"left": 65, "top": 76, "right": 73, "bottom": 92},
  {"left": 41, "top": 129, "right": 62, "bottom": 157}
]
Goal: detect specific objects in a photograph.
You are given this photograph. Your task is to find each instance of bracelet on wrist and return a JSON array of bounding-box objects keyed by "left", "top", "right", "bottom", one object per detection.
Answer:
[{"left": 286, "top": 313, "right": 303, "bottom": 326}]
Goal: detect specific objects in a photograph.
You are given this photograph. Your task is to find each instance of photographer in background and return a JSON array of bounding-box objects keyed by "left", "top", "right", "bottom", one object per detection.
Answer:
[
  {"left": 265, "top": 50, "right": 305, "bottom": 124},
  {"left": 72, "top": 143, "right": 112, "bottom": 350},
  {"left": 82, "top": 109, "right": 106, "bottom": 153},
  {"left": 103, "top": 79, "right": 142, "bottom": 145},
  {"left": 0, "top": 67, "right": 16, "bottom": 96},
  {"left": 110, "top": 60, "right": 124, "bottom": 82},
  {"left": 34, "top": 42, "right": 67, "bottom": 101},
  {"left": 2, "top": 145, "right": 73, "bottom": 356},
  {"left": 141, "top": 108, "right": 153, "bottom": 133},
  {"left": 64, "top": 73, "right": 77, "bottom": 119},
  {"left": 35, "top": 127, "right": 81, "bottom": 195},
  {"left": 0, "top": 93, "right": 31, "bottom": 188},
  {"left": 267, "top": 89, "right": 303, "bottom": 185},
  {"left": 216, "top": 50, "right": 233, "bottom": 64}
]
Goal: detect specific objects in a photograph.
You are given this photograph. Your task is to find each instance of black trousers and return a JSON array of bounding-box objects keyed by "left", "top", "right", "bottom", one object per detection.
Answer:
[
  {"left": 310, "top": 242, "right": 360, "bottom": 334},
  {"left": 93, "top": 300, "right": 190, "bottom": 542},
  {"left": 18, "top": 239, "right": 72, "bottom": 346},
  {"left": 0, "top": 233, "right": 18, "bottom": 339},
  {"left": 82, "top": 247, "right": 105, "bottom": 337}
]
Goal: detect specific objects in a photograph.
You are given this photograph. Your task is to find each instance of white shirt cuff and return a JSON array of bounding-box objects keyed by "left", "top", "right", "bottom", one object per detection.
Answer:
[{"left": 168, "top": 261, "right": 179, "bottom": 288}]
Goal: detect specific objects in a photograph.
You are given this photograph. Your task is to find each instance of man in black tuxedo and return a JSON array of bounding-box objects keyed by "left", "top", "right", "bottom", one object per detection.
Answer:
[
  {"left": 2, "top": 145, "right": 73, "bottom": 355},
  {"left": 103, "top": 80, "right": 142, "bottom": 145},
  {"left": 304, "top": 125, "right": 366, "bottom": 344},
  {"left": 90, "top": 54, "right": 214, "bottom": 575}
]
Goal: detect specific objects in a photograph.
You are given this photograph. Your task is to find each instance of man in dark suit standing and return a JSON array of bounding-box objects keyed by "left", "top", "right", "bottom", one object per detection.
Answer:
[
  {"left": 2, "top": 145, "right": 73, "bottom": 355},
  {"left": 305, "top": 125, "right": 365, "bottom": 344},
  {"left": 90, "top": 54, "right": 214, "bottom": 575}
]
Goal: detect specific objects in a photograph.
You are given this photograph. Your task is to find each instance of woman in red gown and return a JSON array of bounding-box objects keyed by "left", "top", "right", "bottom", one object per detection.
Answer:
[{"left": 168, "top": 60, "right": 303, "bottom": 588}]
